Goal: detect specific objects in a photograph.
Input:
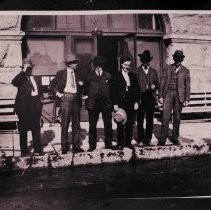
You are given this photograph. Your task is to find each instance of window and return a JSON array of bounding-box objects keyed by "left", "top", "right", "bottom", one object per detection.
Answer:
[
  {"left": 23, "top": 16, "right": 54, "bottom": 31},
  {"left": 138, "top": 14, "right": 161, "bottom": 30}
]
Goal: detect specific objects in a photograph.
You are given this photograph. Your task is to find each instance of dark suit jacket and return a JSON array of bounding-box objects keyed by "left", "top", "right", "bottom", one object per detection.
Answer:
[
  {"left": 159, "top": 64, "right": 191, "bottom": 103},
  {"left": 84, "top": 71, "right": 113, "bottom": 110},
  {"left": 12, "top": 71, "right": 42, "bottom": 115},
  {"left": 49, "top": 69, "right": 83, "bottom": 105},
  {"left": 136, "top": 66, "right": 159, "bottom": 100},
  {"left": 112, "top": 71, "right": 140, "bottom": 108}
]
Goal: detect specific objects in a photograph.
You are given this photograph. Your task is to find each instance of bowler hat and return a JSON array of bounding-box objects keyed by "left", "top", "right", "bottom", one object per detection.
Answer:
[
  {"left": 172, "top": 50, "right": 185, "bottom": 59},
  {"left": 22, "top": 58, "right": 34, "bottom": 67},
  {"left": 138, "top": 50, "right": 153, "bottom": 61},
  {"left": 92, "top": 56, "right": 106, "bottom": 65},
  {"left": 64, "top": 54, "right": 79, "bottom": 64},
  {"left": 113, "top": 108, "right": 127, "bottom": 125}
]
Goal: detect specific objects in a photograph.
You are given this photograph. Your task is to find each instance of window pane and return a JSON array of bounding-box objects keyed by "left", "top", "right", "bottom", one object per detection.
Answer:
[
  {"left": 25, "top": 16, "right": 53, "bottom": 30},
  {"left": 138, "top": 14, "right": 161, "bottom": 30},
  {"left": 138, "top": 14, "right": 153, "bottom": 29}
]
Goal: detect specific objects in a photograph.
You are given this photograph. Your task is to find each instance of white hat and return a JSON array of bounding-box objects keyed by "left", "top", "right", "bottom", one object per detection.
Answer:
[{"left": 113, "top": 108, "right": 127, "bottom": 125}]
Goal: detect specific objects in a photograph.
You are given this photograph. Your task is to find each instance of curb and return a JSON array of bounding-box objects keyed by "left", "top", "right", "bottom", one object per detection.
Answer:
[{"left": 0, "top": 142, "right": 209, "bottom": 172}]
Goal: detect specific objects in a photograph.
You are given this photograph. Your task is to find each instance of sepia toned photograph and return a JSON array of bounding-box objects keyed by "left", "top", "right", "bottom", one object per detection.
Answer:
[{"left": 1, "top": 10, "right": 211, "bottom": 209}]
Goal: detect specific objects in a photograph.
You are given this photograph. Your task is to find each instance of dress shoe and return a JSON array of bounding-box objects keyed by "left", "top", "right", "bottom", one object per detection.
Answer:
[
  {"left": 116, "top": 145, "right": 124, "bottom": 150},
  {"left": 21, "top": 152, "right": 30, "bottom": 157},
  {"left": 143, "top": 142, "right": 150, "bottom": 147},
  {"left": 72, "top": 146, "right": 84, "bottom": 153},
  {"left": 87, "top": 147, "right": 96, "bottom": 152},
  {"left": 34, "top": 152, "right": 44, "bottom": 156},
  {"left": 125, "top": 144, "right": 133, "bottom": 149},
  {"left": 157, "top": 142, "right": 165, "bottom": 146},
  {"left": 62, "top": 149, "right": 68, "bottom": 154},
  {"left": 105, "top": 144, "right": 115, "bottom": 150},
  {"left": 171, "top": 140, "right": 180, "bottom": 145}
]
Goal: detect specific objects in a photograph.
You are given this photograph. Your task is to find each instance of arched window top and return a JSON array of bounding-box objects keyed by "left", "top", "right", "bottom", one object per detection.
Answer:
[{"left": 137, "top": 14, "right": 163, "bottom": 31}]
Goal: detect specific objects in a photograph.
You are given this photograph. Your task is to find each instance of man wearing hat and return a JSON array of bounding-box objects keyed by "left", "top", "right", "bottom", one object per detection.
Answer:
[
  {"left": 12, "top": 58, "right": 43, "bottom": 156},
  {"left": 158, "top": 50, "right": 190, "bottom": 146},
  {"left": 84, "top": 56, "right": 114, "bottom": 151},
  {"left": 136, "top": 50, "right": 159, "bottom": 146},
  {"left": 50, "top": 54, "right": 84, "bottom": 153},
  {"left": 112, "top": 56, "right": 140, "bottom": 149}
]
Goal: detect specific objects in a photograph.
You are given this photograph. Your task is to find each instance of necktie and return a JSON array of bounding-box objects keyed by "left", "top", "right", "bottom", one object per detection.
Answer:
[
  {"left": 71, "top": 71, "right": 75, "bottom": 88},
  {"left": 29, "top": 77, "right": 35, "bottom": 91}
]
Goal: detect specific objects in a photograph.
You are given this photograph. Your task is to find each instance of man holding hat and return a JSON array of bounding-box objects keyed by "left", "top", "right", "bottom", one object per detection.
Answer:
[
  {"left": 136, "top": 50, "right": 159, "bottom": 146},
  {"left": 112, "top": 56, "right": 140, "bottom": 149},
  {"left": 158, "top": 50, "right": 190, "bottom": 146},
  {"left": 84, "top": 56, "right": 114, "bottom": 151},
  {"left": 50, "top": 54, "right": 84, "bottom": 154},
  {"left": 12, "top": 58, "right": 43, "bottom": 156}
]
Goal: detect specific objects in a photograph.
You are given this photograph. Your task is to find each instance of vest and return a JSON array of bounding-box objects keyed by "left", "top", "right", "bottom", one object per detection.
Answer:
[{"left": 168, "top": 69, "right": 178, "bottom": 90}]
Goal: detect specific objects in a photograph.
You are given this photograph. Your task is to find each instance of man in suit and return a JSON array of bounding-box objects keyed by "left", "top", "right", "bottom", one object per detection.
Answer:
[
  {"left": 50, "top": 54, "right": 84, "bottom": 154},
  {"left": 158, "top": 50, "right": 190, "bottom": 146},
  {"left": 12, "top": 58, "right": 43, "bottom": 156},
  {"left": 113, "top": 56, "right": 140, "bottom": 149},
  {"left": 84, "top": 56, "right": 114, "bottom": 151},
  {"left": 136, "top": 50, "right": 159, "bottom": 146}
]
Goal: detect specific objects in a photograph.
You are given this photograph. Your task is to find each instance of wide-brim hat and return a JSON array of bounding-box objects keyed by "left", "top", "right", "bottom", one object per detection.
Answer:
[
  {"left": 138, "top": 50, "right": 153, "bottom": 61},
  {"left": 64, "top": 54, "right": 79, "bottom": 64},
  {"left": 22, "top": 58, "right": 34, "bottom": 67},
  {"left": 113, "top": 108, "right": 127, "bottom": 125},
  {"left": 91, "top": 56, "right": 106, "bottom": 65},
  {"left": 172, "top": 50, "right": 185, "bottom": 59}
]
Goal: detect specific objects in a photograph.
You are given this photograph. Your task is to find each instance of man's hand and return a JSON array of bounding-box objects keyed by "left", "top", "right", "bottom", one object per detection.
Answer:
[
  {"left": 114, "top": 105, "right": 119, "bottom": 112},
  {"left": 151, "top": 84, "right": 156, "bottom": 90},
  {"left": 134, "top": 102, "right": 139, "bottom": 110},
  {"left": 82, "top": 95, "right": 88, "bottom": 100},
  {"left": 56, "top": 92, "right": 64, "bottom": 98},
  {"left": 158, "top": 97, "right": 164, "bottom": 104},
  {"left": 183, "top": 100, "right": 189, "bottom": 107}
]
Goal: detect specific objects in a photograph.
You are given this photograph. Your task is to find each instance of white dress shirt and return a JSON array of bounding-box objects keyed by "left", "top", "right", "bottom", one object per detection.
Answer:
[
  {"left": 29, "top": 76, "right": 38, "bottom": 96},
  {"left": 95, "top": 70, "right": 103, "bottom": 77},
  {"left": 64, "top": 68, "right": 77, "bottom": 93},
  {"left": 122, "top": 70, "right": 130, "bottom": 91},
  {"left": 142, "top": 65, "right": 149, "bottom": 75}
]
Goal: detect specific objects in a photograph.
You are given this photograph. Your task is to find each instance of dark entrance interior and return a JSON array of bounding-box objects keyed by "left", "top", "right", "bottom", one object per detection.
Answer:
[{"left": 97, "top": 36, "right": 120, "bottom": 75}]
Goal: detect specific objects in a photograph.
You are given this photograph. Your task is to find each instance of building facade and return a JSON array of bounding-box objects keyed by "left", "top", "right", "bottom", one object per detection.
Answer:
[{"left": 0, "top": 13, "right": 211, "bottom": 100}]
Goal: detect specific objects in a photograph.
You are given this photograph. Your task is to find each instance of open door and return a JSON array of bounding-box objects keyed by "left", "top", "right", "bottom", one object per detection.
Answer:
[{"left": 118, "top": 33, "right": 137, "bottom": 72}]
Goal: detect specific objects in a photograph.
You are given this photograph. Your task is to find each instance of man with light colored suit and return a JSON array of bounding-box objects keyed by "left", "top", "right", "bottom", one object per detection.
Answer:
[
  {"left": 50, "top": 54, "right": 84, "bottom": 154},
  {"left": 158, "top": 50, "right": 190, "bottom": 146}
]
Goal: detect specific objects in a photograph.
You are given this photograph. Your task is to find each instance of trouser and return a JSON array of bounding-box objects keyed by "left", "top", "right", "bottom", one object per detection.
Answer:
[
  {"left": 19, "top": 126, "right": 41, "bottom": 154},
  {"left": 137, "top": 93, "right": 155, "bottom": 144},
  {"left": 117, "top": 107, "right": 135, "bottom": 147},
  {"left": 18, "top": 96, "right": 42, "bottom": 154},
  {"left": 88, "top": 100, "right": 112, "bottom": 149},
  {"left": 160, "top": 90, "right": 183, "bottom": 143},
  {"left": 60, "top": 93, "right": 81, "bottom": 150}
]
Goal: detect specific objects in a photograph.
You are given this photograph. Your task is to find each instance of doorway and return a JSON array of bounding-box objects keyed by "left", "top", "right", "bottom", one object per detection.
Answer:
[{"left": 97, "top": 36, "right": 120, "bottom": 75}]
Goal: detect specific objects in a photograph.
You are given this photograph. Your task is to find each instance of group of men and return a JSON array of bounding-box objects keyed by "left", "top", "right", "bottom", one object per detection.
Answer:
[{"left": 12, "top": 49, "right": 190, "bottom": 156}]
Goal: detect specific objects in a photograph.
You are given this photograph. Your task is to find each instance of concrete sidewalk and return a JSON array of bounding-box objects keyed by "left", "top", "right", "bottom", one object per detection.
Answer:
[{"left": 0, "top": 118, "right": 210, "bottom": 170}]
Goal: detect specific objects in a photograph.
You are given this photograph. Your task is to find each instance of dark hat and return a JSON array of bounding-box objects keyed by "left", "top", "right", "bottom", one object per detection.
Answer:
[
  {"left": 113, "top": 108, "right": 127, "bottom": 125},
  {"left": 64, "top": 54, "right": 79, "bottom": 64},
  {"left": 172, "top": 50, "right": 185, "bottom": 59},
  {"left": 22, "top": 58, "right": 34, "bottom": 67},
  {"left": 92, "top": 56, "right": 106, "bottom": 65},
  {"left": 138, "top": 50, "right": 153, "bottom": 61}
]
